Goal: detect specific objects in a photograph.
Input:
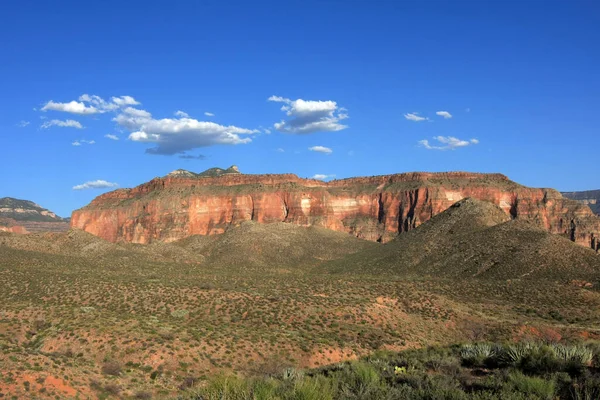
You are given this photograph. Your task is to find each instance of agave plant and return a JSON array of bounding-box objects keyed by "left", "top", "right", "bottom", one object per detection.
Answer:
[
  {"left": 460, "top": 343, "right": 495, "bottom": 364},
  {"left": 550, "top": 344, "right": 593, "bottom": 366},
  {"left": 282, "top": 367, "right": 305, "bottom": 382},
  {"left": 500, "top": 342, "right": 539, "bottom": 365}
]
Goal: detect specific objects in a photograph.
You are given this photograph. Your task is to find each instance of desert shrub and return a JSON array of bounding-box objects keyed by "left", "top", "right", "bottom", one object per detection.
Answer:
[
  {"left": 565, "top": 374, "right": 600, "bottom": 400},
  {"left": 351, "top": 361, "right": 380, "bottom": 389},
  {"left": 103, "top": 383, "right": 121, "bottom": 395},
  {"left": 251, "top": 379, "right": 279, "bottom": 400},
  {"left": 134, "top": 391, "right": 153, "bottom": 399},
  {"left": 518, "top": 345, "right": 560, "bottom": 374},
  {"left": 508, "top": 371, "right": 555, "bottom": 400},
  {"left": 197, "top": 374, "right": 250, "bottom": 400},
  {"left": 101, "top": 361, "right": 123, "bottom": 376},
  {"left": 293, "top": 375, "right": 334, "bottom": 400}
]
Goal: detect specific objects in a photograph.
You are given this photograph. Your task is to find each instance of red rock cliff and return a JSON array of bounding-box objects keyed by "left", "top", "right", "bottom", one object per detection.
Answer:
[{"left": 71, "top": 171, "right": 600, "bottom": 247}]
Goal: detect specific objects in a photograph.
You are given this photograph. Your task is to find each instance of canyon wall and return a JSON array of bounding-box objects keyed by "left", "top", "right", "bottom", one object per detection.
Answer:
[{"left": 71, "top": 171, "right": 600, "bottom": 248}]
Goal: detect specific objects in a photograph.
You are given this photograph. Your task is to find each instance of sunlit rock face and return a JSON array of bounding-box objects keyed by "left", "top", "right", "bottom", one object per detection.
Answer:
[{"left": 71, "top": 171, "right": 600, "bottom": 247}]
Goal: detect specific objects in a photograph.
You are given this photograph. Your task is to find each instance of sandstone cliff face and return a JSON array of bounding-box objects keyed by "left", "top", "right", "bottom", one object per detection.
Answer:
[{"left": 71, "top": 172, "right": 600, "bottom": 248}]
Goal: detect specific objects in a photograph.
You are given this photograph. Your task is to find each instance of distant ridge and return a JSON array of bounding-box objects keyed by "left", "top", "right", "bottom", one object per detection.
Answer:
[
  {"left": 562, "top": 189, "right": 600, "bottom": 215},
  {"left": 167, "top": 165, "right": 241, "bottom": 178},
  {"left": 0, "top": 197, "right": 69, "bottom": 233}
]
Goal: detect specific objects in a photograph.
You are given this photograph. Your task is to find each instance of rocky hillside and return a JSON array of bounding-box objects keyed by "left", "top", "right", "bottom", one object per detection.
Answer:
[
  {"left": 0, "top": 197, "right": 69, "bottom": 233},
  {"left": 71, "top": 170, "right": 600, "bottom": 248},
  {"left": 562, "top": 189, "right": 600, "bottom": 215},
  {"left": 323, "top": 198, "right": 600, "bottom": 280}
]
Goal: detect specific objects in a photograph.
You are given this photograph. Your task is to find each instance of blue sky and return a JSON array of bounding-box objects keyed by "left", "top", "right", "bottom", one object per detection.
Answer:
[{"left": 1, "top": 0, "right": 598, "bottom": 217}]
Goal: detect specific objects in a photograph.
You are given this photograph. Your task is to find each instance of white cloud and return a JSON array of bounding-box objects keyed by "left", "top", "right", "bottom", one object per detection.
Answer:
[
  {"left": 204, "top": 112, "right": 215, "bottom": 117},
  {"left": 312, "top": 174, "right": 336, "bottom": 180},
  {"left": 263, "top": 128, "right": 271, "bottom": 134},
  {"left": 38, "top": 94, "right": 257, "bottom": 154},
  {"left": 41, "top": 94, "right": 140, "bottom": 116},
  {"left": 404, "top": 112, "right": 428, "bottom": 122},
  {"left": 308, "top": 145, "right": 333, "bottom": 154},
  {"left": 17, "top": 120, "right": 30, "bottom": 127},
  {"left": 73, "top": 180, "right": 119, "bottom": 190},
  {"left": 41, "top": 119, "right": 83, "bottom": 129},
  {"left": 123, "top": 107, "right": 152, "bottom": 118},
  {"left": 72, "top": 139, "right": 95, "bottom": 146},
  {"left": 78, "top": 94, "right": 119, "bottom": 112},
  {"left": 105, "top": 134, "right": 119, "bottom": 140},
  {"left": 436, "top": 111, "right": 452, "bottom": 119},
  {"left": 111, "top": 96, "right": 140, "bottom": 106},
  {"left": 419, "top": 136, "right": 479, "bottom": 150},
  {"left": 268, "top": 96, "right": 348, "bottom": 134},
  {"left": 276, "top": 148, "right": 285, "bottom": 153},
  {"left": 42, "top": 100, "right": 99, "bottom": 115},
  {"left": 115, "top": 110, "right": 258, "bottom": 155}
]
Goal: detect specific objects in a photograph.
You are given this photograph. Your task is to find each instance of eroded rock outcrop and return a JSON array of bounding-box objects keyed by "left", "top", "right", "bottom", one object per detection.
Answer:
[
  {"left": 0, "top": 217, "right": 29, "bottom": 234},
  {"left": 71, "top": 170, "right": 600, "bottom": 246}
]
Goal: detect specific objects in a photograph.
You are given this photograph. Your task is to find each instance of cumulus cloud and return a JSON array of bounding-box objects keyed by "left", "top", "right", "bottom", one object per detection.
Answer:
[
  {"left": 419, "top": 136, "right": 479, "bottom": 150},
  {"left": 38, "top": 94, "right": 257, "bottom": 155},
  {"left": 72, "top": 141, "right": 81, "bottom": 146},
  {"left": 105, "top": 134, "right": 119, "bottom": 140},
  {"left": 268, "top": 96, "right": 348, "bottom": 134},
  {"left": 73, "top": 180, "right": 119, "bottom": 190},
  {"left": 17, "top": 120, "right": 30, "bottom": 127},
  {"left": 111, "top": 96, "right": 140, "bottom": 106},
  {"left": 41, "top": 119, "right": 83, "bottom": 129},
  {"left": 436, "top": 111, "right": 452, "bottom": 119},
  {"left": 404, "top": 112, "right": 428, "bottom": 122},
  {"left": 276, "top": 148, "right": 285, "bottom": 153},
  {"left": 41, "top": 94, "right": 140, "bottom": 115},
  {"left": 312, "top": 174, "right": 336, "bottom": 180},
  {"left": 204, "top": 112, "right": 215, "bottom": 117},
  {"left": 123, "top": 107, "right": 152, "bottom": 118},
  {"left": 114, "top": 110, "right": 258, "bottom": 155},
  {"left": 42, "top": 100, "right": 100, "bottom": 115},
  {"left": 308, "top": 145, "right": 333, "bottom": 154}
]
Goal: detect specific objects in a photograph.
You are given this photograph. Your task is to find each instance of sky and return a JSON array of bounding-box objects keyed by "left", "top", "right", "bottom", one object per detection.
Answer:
[{"left": 1, "top": 0, "right": 599, "bottom": 218}]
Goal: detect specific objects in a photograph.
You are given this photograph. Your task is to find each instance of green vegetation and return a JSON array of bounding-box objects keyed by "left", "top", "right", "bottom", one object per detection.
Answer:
[{"left": 179, "top": 343, "right": 600, "bottom": 399}]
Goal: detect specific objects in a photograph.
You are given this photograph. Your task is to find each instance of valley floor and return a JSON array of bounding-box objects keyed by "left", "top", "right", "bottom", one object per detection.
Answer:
[{"left": 1, "top": 241, "right": 599, "bottom": 399}]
